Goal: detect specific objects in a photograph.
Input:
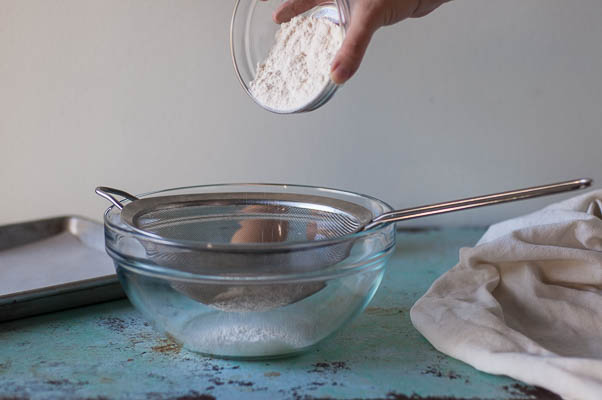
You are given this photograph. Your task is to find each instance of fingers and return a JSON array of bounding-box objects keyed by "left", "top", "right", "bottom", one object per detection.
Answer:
[
  {"left": 411, "top": 0, "right": 451, "bottom": 18},
  {"left": 330, "top": 3, "right": 383, "bottom": 84},
  {"left": 272, "top": 0, "right": 323, "bottom": 24},
  {"left": 262, "top": 0, "right": 447, "bottom": 85}
]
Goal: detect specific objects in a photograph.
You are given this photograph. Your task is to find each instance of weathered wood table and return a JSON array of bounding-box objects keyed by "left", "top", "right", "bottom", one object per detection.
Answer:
[{"left": 0, "top": 228, "right": 560, "bottom": 399}]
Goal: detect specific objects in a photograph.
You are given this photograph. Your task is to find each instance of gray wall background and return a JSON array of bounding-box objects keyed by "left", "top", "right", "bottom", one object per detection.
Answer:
[{"left": 1, "top": 0, "right": 601, "bottom": 226}]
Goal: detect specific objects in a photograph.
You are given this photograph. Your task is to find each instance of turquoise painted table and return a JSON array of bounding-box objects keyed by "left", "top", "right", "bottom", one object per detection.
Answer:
[{"left": 0, "top": 228, "right": 560, "bottom": 400}]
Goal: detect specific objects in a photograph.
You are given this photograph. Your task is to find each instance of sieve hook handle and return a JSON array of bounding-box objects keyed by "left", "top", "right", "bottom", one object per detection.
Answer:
[{"left": 95, "top": 187, "right": 139, "bottom": 210}]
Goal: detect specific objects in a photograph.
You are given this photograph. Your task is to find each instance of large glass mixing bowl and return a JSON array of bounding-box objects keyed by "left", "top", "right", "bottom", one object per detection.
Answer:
[
  {"left": 102, "top": 184, "right": 396, "bottom": 359},
  {"left": 231, "top": 0, "right": 352, "bottom": 113}
]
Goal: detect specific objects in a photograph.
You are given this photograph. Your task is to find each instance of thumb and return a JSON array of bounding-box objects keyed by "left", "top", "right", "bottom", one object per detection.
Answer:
[{"left": 330, "top": 5, "right": 382, "bottom": 84}]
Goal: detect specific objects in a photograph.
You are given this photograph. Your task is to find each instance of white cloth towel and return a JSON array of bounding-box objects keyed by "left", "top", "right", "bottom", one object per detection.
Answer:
[{"left": 410, "top": 189, "right": 602, "bottom": 400}]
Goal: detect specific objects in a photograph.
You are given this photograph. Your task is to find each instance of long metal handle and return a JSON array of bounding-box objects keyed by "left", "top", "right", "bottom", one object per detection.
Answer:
[
  {"left": 95, "top": 187, "right": 139, "bottom": 210},
  {"left": 363, "top": 178, "right": 592, "bottom": 230}
]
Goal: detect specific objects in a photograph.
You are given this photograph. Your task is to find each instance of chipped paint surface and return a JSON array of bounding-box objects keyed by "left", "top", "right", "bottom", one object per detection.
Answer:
[{"left": 0, "top": 228, "right": 559, "bottom": 399}]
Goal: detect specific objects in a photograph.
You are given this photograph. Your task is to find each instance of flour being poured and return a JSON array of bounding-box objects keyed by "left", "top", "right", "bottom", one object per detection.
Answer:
[{"left": 249, "top": 15, "right": 343, "bottom": 111}]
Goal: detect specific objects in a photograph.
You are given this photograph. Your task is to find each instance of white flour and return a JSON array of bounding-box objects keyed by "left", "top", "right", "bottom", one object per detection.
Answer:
[
  {"left": 176, "top": 312, "right": 317, "bottom": 357},
  {"left": 249, "top": 15, "right": 343, "bottom": 111}
]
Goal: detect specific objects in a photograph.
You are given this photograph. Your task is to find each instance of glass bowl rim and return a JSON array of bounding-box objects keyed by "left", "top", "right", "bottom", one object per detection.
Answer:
[{"left": 103, "top": 182, "right": 396, "bottom": 253}]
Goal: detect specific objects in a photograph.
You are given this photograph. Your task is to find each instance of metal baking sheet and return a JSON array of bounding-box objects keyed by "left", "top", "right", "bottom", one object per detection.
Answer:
[{"left": 0, "top": 216, "right": 124, "bottom": 322}]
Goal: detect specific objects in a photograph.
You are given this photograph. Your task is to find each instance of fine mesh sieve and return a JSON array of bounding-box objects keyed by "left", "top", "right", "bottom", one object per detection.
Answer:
[
  {"left": 122, "top": 192, "right": 371, "bottom": 244},
  {"left": 96, "top": 178, "right": 591, "bottom": 311},
  {"left": 97, "top": 189, "right": 381, "bottom": 311}
]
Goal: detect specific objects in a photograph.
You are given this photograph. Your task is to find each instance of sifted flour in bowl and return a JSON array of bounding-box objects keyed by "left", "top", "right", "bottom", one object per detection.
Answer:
[{"left": 249, "top": 15, "right": 343, "bottom": 112}]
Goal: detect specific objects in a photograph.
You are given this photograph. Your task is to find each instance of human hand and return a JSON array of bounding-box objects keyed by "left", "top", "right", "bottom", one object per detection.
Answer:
[{"left": 271, "top": 0, "right": 450, "bottom": 84}]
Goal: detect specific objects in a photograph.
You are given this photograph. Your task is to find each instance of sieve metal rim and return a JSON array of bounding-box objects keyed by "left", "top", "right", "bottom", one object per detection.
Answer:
[{"left": 103, "top": 183, "right": 395, "bottom": 252}]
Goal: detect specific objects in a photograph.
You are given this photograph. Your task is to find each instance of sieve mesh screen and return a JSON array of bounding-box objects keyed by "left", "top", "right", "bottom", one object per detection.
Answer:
[{"left": 131, "top": 200, "right": 362, "bottom": 245}]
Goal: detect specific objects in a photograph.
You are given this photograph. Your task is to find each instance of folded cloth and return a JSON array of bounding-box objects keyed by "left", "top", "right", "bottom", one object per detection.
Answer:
[{"left": 410, "top": 189, "right": 602, "bottom": 400}]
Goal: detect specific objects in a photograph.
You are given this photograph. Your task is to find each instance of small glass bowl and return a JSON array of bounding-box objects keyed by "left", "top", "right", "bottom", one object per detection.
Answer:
[
  {"left": 230, "top": 0, "right": 350, "bottom": 114},
  {"left": 102, "top": 184, "right": 396, "bottom": 359}
]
